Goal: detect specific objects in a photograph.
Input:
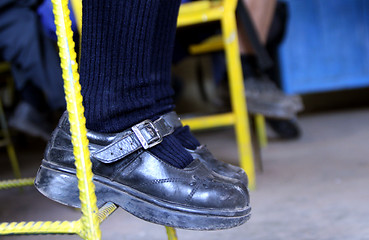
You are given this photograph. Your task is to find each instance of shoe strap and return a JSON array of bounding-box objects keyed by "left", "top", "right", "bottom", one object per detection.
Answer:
[
  {"left": 92, "top": 112, "right": 182, "bottom": 163},
  {"left": 162, "top": 111, "right": 183, "bottom": 129}
]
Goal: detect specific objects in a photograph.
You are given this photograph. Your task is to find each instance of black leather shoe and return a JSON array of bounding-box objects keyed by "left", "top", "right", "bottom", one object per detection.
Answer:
[
  {"left": 35, "top": 112, "right": 251, "bottom": 230},
  {"left": 161, "top": 112, "right": 249, "bottom": 187},
  {"left": 186, "top": 145, "right": 249, "bottom": 188}
]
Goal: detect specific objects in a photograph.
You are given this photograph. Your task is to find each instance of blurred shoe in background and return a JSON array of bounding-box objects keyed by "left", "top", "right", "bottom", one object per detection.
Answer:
[
  {"left": 8, "top": 101, "right": 53, "bottom": 141},
  {"left": 266, "top": 118, "right": 301, "bottom": 140},
  {"left": 244, "top": 75, "right": 303, "bottom": 119}
]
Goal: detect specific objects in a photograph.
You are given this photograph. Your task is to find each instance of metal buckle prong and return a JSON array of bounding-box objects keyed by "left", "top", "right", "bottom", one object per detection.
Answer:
[{"left": 132, "top": 120, "right": 162, "bottom": 149}]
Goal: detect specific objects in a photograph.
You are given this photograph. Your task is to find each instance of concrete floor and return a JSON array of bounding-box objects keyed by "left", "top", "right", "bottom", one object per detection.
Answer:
[{"left": 1, "top": 108, "right": 369, "bottom": 240}]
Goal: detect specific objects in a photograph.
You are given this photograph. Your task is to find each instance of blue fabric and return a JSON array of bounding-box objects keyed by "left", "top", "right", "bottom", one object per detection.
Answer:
[
  {"left": 37, "top": 0, "right": 78, "bottom": 41},
  {"left": 279, "top": 0, "right": 369, "bottom": 94}
]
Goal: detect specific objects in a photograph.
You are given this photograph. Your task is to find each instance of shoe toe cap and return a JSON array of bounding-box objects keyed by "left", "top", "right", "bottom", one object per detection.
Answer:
[{"left": 188, "top": 173, "right": 250, "bottom": 212}]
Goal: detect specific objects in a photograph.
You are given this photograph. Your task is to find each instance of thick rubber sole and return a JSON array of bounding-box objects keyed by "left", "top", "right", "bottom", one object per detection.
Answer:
[{"left": 34, "top": 162, "right": 251, "bottom": 230}]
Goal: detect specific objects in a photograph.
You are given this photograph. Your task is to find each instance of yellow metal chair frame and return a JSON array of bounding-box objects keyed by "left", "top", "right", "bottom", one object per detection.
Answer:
[
  {"left": 0, "top": 63, "right": 21, "bottom": 180},
  {"left": 0, "top": 0, "right": 177, "bottom": 239},
  {"left": 177, "top": 0, "right": 257, "bottom": 189},
  {"left": 0, "top": 62, "right": 36, "bottom": 226},
  {"left": 182, "top": 2, "right": 268, "bottom": 150}
]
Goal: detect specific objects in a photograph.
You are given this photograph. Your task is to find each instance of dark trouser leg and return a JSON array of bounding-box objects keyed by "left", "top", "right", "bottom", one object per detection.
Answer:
[{"left": 0, "top": 6, "right": 65, "bottom": 111}]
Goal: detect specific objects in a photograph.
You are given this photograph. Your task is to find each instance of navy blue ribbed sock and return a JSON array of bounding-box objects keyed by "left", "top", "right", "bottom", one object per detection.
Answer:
[
  {"left": 173, "top": 126, "right": 200, "bottom": 150},
  {"left": 80, "top": 0, "right": 193, "bottom": 168},
  {"left": 150, "top": 0, "right": 201, "bottom": 151}
]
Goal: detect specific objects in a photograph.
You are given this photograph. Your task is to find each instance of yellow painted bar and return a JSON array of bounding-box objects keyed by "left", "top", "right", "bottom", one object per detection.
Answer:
[
  {"left": 0, "top": 178, "right": 34, "bottom": 190},
  {"left": 179, "top": 1, "right": 211, "bottom": 14},
  {"left": 5, "top": 143, "right": 20, "bottom": 179},
  {"left": 0, "top": 220, "right": 80, "bottom": 236},
  {"left": 177, "top": 5, "right": 223, "bottom": 27},
  {"left": 255, "top": 114, "right": 268, "bottom": 148},
  {"left": 51, "top": 0, "right": 101, "bottom": 238},
  {"left": 0, "top": 62, "right": 10, "bottom": 72},
  {"left": 221, "top": 0, "right": 256, "bottom": 189},
  {"left": 0, "top": 100, "right": 21, "bottom": 179},
  {"left": 182, "top": 113, "right": 235, "bottom": 130},
  {"left": 189, "top": 35, "right": 224, "bottom": 55},
  {"left": 70, "top": 0, "right": 82, "bottom": 35},
  {"left": 177, "top": 0, "right": 256, "bottom": 189},
  {"left": 165, "top": 227, "right": 178, "bottom": 240}
]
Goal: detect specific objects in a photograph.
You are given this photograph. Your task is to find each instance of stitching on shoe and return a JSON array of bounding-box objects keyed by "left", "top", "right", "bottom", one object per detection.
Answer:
[
  {"left": 185, "top": 181, "right": 200, "bottom": 203},
  {"left": 138, "top": 178, "right": 188, "bottom": 187}
]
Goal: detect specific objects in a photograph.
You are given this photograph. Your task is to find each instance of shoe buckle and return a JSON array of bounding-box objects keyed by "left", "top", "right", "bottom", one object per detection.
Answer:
[{"left": 132, "top": 120, "right": 162, "bottom": 149}]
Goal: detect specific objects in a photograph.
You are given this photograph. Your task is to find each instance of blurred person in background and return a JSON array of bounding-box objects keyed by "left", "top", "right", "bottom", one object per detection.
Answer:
[
  {"left": 0, "top": 0, "right": 65, "bottom": 141},
  {"left": 174, "top": 0, "right": 303, "bottom": 139},
  {"left": 238, "top": 0, "right": 303, "bottom": 139}
]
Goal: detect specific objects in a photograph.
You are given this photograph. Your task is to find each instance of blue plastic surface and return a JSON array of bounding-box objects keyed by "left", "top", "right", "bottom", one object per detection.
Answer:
[{"left": 279, "top": 0, "right": 369, "bottom": 94}]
